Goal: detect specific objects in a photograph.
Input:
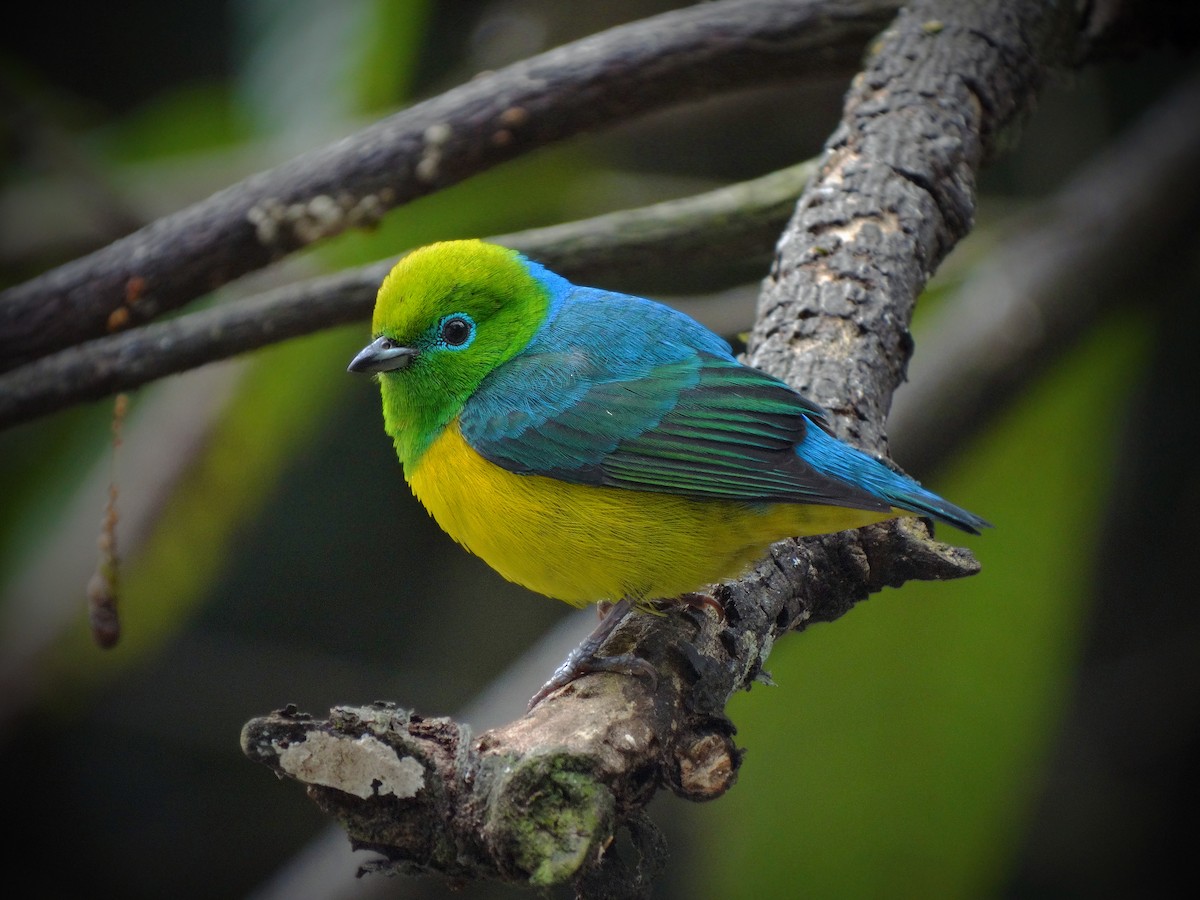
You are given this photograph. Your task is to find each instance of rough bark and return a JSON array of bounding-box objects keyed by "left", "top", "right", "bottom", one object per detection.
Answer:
[{"left": 749, "top": 1, "right": 1077, "bottom": 450}]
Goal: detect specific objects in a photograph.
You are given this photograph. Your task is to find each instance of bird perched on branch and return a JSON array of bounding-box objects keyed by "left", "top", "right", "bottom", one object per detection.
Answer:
[{"left": 349, "top": 239, "right": 988, "bottom": 706}]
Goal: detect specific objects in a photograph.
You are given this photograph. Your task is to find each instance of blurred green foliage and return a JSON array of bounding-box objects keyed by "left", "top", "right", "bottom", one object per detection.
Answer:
[{"left": 97, "top": 84, "right": 248, "bottom": 160}]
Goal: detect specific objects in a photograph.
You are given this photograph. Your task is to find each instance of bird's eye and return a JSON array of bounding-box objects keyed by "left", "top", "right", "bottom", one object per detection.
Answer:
[{"left": 439, "top": 315, "right": 473, "bottom": 347}]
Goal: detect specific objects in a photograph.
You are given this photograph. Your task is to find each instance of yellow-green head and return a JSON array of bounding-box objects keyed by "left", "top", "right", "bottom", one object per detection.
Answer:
[{"left": 348, "top": 240, "right": 560, "bottom": 467}]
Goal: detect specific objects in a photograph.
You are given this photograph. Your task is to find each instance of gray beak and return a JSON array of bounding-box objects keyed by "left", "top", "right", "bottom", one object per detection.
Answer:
[{"left": 347, "top": 336, "right": 418, "bottom": 374}]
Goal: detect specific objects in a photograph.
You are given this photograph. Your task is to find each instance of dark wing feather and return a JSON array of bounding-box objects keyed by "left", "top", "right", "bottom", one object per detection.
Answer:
[{"left": 593, "top": 357, "right": 888, "bottom": 510}]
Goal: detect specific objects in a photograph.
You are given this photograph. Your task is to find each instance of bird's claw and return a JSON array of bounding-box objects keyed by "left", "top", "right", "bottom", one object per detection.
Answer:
[
  {"left": 528, "top": 650, "right": 657, "bottom": 709},
  {"left": 678, "top": 590, "right": 725, "bottom": 621},
  {"left": 527, "top": 597, "right": 658, "bottom": 709}
]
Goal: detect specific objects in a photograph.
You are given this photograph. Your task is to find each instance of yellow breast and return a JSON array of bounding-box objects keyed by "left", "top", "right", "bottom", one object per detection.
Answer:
[{"left": 406, "top": 422, "right": 900, "bottom": 608}]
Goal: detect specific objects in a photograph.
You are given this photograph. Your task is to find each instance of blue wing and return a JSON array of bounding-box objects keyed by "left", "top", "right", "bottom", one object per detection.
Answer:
[{"left": 458, "top": 287, "right": 892, "bottom": 513}]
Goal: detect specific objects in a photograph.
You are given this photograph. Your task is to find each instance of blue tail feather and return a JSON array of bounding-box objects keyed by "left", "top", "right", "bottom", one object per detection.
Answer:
[{"left": 797, "top": 421, "right": 990, "bottom": 535}]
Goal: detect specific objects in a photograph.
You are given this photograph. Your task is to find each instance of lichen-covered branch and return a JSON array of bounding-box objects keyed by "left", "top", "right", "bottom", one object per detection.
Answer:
[
  {"left": 241, "top": 521, "right": 974, "bottom": 890},
  {"left": 0, "top": 0, "right": 899, "bottom": 372},
  {"left": 0, "top": 162, "right": 815, "bottom": 431}
]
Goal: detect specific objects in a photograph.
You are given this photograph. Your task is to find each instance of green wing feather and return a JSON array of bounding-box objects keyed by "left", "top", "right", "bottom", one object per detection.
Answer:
[{"left": 462, "top": 344, "right": 890, "bottom": 512}]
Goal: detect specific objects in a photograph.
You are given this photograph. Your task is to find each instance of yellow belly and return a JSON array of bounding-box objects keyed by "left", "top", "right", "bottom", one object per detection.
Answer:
[{"left": 406, "top": 423, "right": 901, "bottom": 608}]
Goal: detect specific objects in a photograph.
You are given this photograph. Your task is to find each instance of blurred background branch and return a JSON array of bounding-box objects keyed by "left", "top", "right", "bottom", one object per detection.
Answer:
[
  {"left": 0, "top": 0, "right": 898, "bottom": 373},
  {"left": 0, "top": 161, "right": 815, "bottom": 429}
]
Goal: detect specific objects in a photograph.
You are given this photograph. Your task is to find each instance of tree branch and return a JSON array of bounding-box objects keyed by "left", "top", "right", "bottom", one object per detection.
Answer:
[
  {"left": 0, "top": 0, "right": 899, "bottom": 372},
  {"left": 0, "top": 162, "right": 815, "bottom": 431},
  {"left": 242, "top": 524, "right": 975, "bottom": 890},
  {"left": 242, "top": 0, "right": 1085, "bottom": 893}
]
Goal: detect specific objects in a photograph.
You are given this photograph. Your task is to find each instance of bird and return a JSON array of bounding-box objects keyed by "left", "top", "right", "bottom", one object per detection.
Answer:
[{"left": 348, "top": 239, "right": 989, "bottom": 706}]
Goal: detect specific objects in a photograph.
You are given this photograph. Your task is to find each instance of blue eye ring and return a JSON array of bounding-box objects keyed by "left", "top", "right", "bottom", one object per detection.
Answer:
[{"left": 437, "top": 313, "right": 475, "bottom": 349}]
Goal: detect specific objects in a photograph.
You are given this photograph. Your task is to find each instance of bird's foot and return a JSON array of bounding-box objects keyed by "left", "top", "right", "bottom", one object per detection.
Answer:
[{"left": 528, "top": 598, "right": 657, "bottom": 709}]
